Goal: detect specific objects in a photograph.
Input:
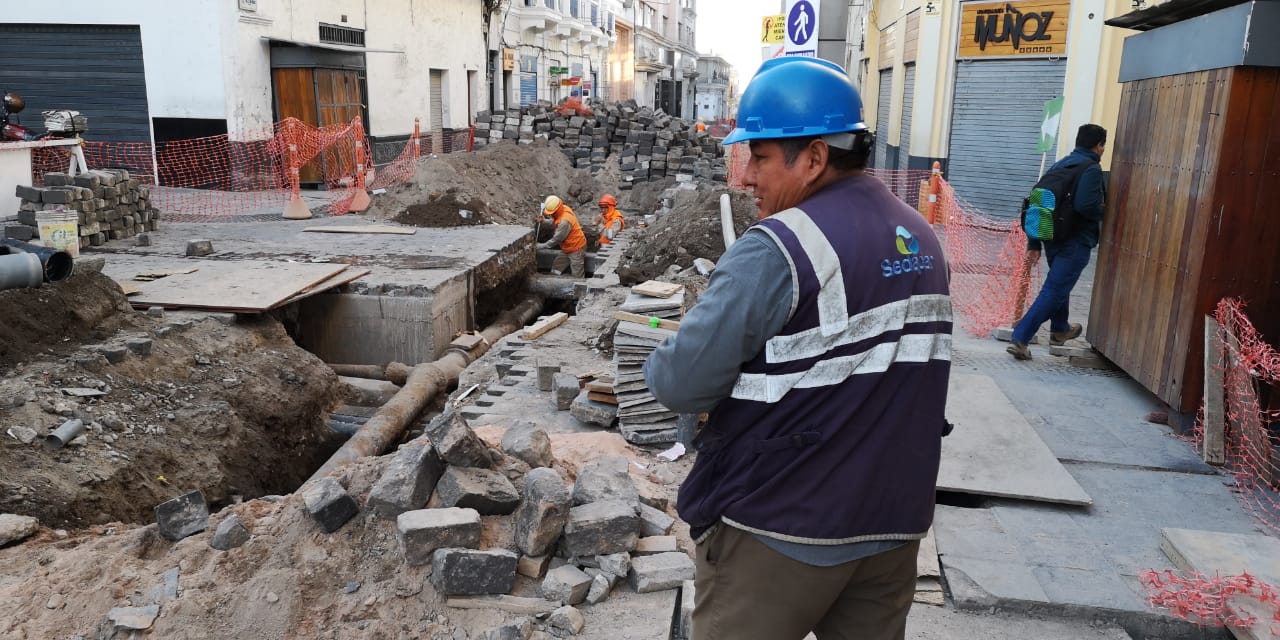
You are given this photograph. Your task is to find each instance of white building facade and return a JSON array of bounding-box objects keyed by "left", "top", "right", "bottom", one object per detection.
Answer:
[
  {"left": 492, "top": 0, "right": 615, "bottom": 109},
  {"left": 694, "top": 55, "right": 732, "bottom": 121}
]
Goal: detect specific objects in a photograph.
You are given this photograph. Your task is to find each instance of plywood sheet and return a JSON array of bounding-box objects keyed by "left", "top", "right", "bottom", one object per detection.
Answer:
[
  {"left": 129, "top": 261, "right": 349, "bottom": 312},
  {"left": 279, "top": 268, "right": 371, "bottom": 306},
  {"left": 1161, "top": 528, "right": 1280, "bottom": 640},
  {"left": 941, "top": 372, "right": 1092, "bottom": 506}
]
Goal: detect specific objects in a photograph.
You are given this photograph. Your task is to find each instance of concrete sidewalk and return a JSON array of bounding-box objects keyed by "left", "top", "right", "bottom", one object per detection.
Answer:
[{"left": 936, "top": 249, "right": 1274, "bottom": 639}]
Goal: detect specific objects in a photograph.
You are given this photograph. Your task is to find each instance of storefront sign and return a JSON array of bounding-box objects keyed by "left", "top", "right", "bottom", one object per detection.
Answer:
[
  {"left": 959, "top": 1, "right": 1068, "bottom": 58},
  {"left": 502, "top": 48, "right": 516, "bottom": 72}
]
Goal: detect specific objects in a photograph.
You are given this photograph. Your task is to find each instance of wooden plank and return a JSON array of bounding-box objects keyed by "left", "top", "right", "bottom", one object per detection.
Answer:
[
  {"left": 585, "top": 380, "right": 616, "bottom": 393},
  {"left": 277, "top": 268, "right": 371, "bottom": 308},
  {"left": 303, "top": 225, "right": 416, "bottom": 235},
  {"left": 630, "top": 280, "right": 684, "bottom": 299},
  {"left": 588, "top": 391, "right": 619, "bottom": 405},
  {"left": 520, "top": 312, "right": 568, "bottom": 340},
  {"left": 940, "top": 372, "right": 1092, "bottom": 506},
  {"left": 1203, "top": 315, "right": 1226, "bottom": 465},
  {"left": 129, "top": 261, "right": 349, "bottom": 312},
  {"left": 445, "top": 595, "right": 559, "bottom": 615},
  {"left": 115, "top": 280, "right": 142, "bottom": 296},
  {"left": 1160, "top": 528, "right": 1280, "bottom": 640},
  {"left": 613, "top": 311, "right": 681, "bottom": 331}
]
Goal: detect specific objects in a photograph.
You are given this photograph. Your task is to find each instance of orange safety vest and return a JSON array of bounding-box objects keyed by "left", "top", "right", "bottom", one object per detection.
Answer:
[
  {"left": 598, "top": 206, "right": 626, "bottom": 244},
  {"left": 551, "top": 205, "right": 587, "bottom": 254}
]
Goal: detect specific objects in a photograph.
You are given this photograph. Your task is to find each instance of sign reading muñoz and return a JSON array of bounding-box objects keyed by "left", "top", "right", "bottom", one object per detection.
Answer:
[{"left": 959, "top": 1, "right": 1069, "bottom": 58}]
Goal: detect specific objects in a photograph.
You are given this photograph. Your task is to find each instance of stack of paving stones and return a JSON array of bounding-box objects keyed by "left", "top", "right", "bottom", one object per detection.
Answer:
[
  {"left": 8, "top": 169, "right": 162, "bottom": 248},
  {"left": 356, "top": 406, "right": 691, "bottom": 639},
  {"left": 473, "top": 101, "right": 728, "bottom": 187},
  {"left": 611, "top": 318, "right": 681, "bottom": 445}
]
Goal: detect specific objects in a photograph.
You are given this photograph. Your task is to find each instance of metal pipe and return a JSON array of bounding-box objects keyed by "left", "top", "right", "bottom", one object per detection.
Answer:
[
  {"left": 45, "top": 419, "right": 85, "bottom": 450},
  {"left": 0, "top": 238, "right": 74, "bottom": 282},
  {"left": 0, "top": 252, "right": 43, "bottom": 290},
  {"left": 719, "top": 193, "right": 737, "bottom": 251},
  {"left": 327, "top": 362, "right": 413, "bottom": 386},
  {"left": 305, "top": 294, "right": 545, "bottom": 485}
]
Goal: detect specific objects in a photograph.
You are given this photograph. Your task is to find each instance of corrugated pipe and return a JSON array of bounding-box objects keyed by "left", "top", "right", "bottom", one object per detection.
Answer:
[
  {"left": 0, "top": 239, "right": 74, "bottom": 282},
  {"left": 0, "top": 252, "right": 43, "bottom": 291},
  {"left": 304, "top": 294, "right": 545, "bottom": 486}
]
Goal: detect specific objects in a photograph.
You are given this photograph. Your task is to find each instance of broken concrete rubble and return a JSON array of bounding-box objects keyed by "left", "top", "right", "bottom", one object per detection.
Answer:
[
  {"left": 396, "top": 507, "right": 482, "bottom": 566},
  {"left": 500, "top": 421, "right": 554, "bottom": 468},
  {"left": 435, "top": 466, "right": 521, "bottom": 516},
  {"left": 209, "top": 514, "right": 250, "bottom": 551},
  {"left": 154, "top": 490, "right": 210, "bottom": 541},
  {"left": 562, "top": 499, "right": 640, "bottom": 557},
  {"left": 628, "top": 551, "right": 697, "bottom": 594},
  {"left": 427, "top": 411, "right": 497, "bottom": 468},
  {"left": 431, "top": 548, "right": 519, "bottom": 596},
  {"left": 366, "top": 441, "right": 445, "bottom": 517},
  {"left": 571, "top": 456, "right": 640, "bottom": 506},
  {"left": 541, "top": 564, "right": 592, "bottom": 605},
  {"left": 516, "top": 467, "right": 572, "bottom": 557},
  {"left": 0, "top": 514, "right": 39, "bottom": 546},
  {"left": 301, "top": 477, "right": 360, "bottom": 533}
]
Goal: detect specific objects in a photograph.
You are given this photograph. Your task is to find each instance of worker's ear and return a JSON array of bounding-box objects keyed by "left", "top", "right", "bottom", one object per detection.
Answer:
[{"left": 804, "top": 139, "right": 831, "bottom": 184}]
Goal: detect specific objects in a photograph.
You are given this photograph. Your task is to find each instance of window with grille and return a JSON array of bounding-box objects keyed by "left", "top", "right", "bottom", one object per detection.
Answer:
[
  {"left": 319, "top": 23, "right": 365, "bottom": 47},
  {"left": 570, "top": 0, "right": 579, "bottom": 18}
]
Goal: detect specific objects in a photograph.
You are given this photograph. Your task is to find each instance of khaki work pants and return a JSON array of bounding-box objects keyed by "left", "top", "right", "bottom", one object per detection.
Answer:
[
  {"left": 551, "top": 249, "right": 586, "bottom": 278},
  {"left": 693, "top": 525, "right": 919, "bottom": 640}
]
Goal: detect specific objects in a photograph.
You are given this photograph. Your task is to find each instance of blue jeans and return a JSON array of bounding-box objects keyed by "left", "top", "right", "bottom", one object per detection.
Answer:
[{"left": 1012, "top": 239, "right": 1092, "bottom": 345}]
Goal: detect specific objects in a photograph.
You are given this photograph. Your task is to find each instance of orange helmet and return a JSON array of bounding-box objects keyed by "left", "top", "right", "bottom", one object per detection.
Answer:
[{"left": 598, "top": 194, "right": 617, "bottom": 207}]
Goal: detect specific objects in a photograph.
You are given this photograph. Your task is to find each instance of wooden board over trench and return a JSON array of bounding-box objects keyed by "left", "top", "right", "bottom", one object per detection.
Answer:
[
  {"left": 1161, "top": 528, "right": 1280, "bottom": 640},
  {"left": 941, "top": 372, "right": 1092, "bottom": 506},
  {"left": 127, "top": 260, "right": 351, "bottom": 312}
]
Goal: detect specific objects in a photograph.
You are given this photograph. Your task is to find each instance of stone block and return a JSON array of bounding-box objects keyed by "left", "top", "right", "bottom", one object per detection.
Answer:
[
  {"left": 367, "top": 441, "right": 445, "bottom": 517},
  {"left": 553, "top": 373, "right": 579, "bottom": 410},
  {"left": 426, "top": 410, "right": 495, "bottom": 468},
  {"left": 73, "top": 173, "right": 100, "bottom": 189},
  {"left": 107, "top": 605, "right": 160, "bottom": 632},
  {"left": 154, "top": 490, "right": 209, "bottom": 541},
  {"left": 436, "top": 466, "right": 520, "bottom": 515},
  {"left": 585, "top": 573, "right": 612, "bottom": 604},
  {"left": 501, "top": 421, "right": 554, "bottom": 468},
  {"left": 185, "top": 239, "right": 214, "bottom": 257},
  {"left": 477, "top": 619, "right": 534, "bottom": 640},
  {"left": 124, "top": 337, "right": 153, "bottom": 357},
  {"left": 634, "top": 536, "right": 679, "bottom": 555},
  {"left": 431, "top": 548, "right": 519, "bottom": 596},
  {"left": 639, "top": 502, "right": 675, "bottom": 537},
  {"left": 517, "top": 467, "right": 572, "bottom": 557},
  {"left": 628, "top": 551, "right": 695, "bottom": 593},
  {"left": 43, "top": 172, "right": 73, "bottom": 186},
  {"left": 594, "top": 552, "right": 630, "bottom": 578},
  {"left": 563, "top": 499, "right": 640, "bottom": 557},
  {"left": 541, "top": 564, "right": 592, "bottom": 605},
  {"left": 570, "top": 391, "right": 617, "bottom": 427},
  {"left": 518, "top": 554, "right": 552, "bottom": 579},
  {"left": 14, "top": 184, "right": 42, "bottom": 202},
  {"left": 674, "top": 580, "right": 695, "bottom": 639},
  {"left": 41, "top": 188, "right": 74, "bottom": 204},
  {"left": 548, "top": 605, "right": 586, "bottom": 635},
  {"left": 572, "top": 456, "right": 639, "bottom": 506},
  {"left": 209, "top": 514, "right": 250, "bottom": 550},
  {"left": 397, "top": 508, "right": 483, "bottom": 565},
  {"left": 0, "top": 514, "right": 40, "bottom": 546},
  {"left": 301, "top": 477, "right": 359, "bottom": 533},
  {"left": 4, "top": 225, "right": 34, "bottom": 241}
]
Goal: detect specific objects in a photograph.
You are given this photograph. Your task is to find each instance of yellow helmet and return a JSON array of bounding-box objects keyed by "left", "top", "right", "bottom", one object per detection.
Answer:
[{"left": 543, "top": 195, "right": 562, "bottom": 213}]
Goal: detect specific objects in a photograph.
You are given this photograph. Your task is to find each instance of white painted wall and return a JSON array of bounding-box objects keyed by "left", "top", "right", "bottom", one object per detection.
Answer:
[{"left": 4, "top": 0, "right": 227, "bottom": 122}]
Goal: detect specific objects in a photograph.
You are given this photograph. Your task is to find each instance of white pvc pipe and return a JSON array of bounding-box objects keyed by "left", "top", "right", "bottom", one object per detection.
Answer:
[
  {"left": 719, "top": 193, "right": 737, "bottom": 250},
  {"left": 0, "top": 252, "right": 43, "bottom": 291}
]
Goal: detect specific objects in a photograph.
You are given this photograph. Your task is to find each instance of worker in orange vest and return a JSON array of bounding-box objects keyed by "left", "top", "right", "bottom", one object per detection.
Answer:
[
  {"left": 593, "top": 194, "right": 626, "bottom": 246},
  {"left": 539, "top": 195, "right": 587, "bottom": 277}
]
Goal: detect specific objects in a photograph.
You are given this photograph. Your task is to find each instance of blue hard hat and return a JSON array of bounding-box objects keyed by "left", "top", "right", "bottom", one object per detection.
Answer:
[{"left": 723, "top": 57, "right": 867, "bottom": 145}]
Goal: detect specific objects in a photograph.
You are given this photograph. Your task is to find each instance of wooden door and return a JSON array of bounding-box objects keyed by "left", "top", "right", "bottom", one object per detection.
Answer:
[
  {"left": 316, "top": 69, "right": 364, "bottom": 183},
  {"left": 273, "top": 67, "right": 322, "bottom": 183}
]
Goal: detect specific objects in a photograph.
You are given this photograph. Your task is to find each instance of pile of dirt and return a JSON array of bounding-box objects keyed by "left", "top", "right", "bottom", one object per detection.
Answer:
[
  {"left": 368, "top": 142, "right": 602, "bottom": 228},
  {"left": 0, "top": 268, "right": 133, "bottom": 369},
  {"left": 0, "top": 272, "right": 343, "bottom": 528},
  {"left": 617, "top": 187, "right": 758, "bottom": 285}
]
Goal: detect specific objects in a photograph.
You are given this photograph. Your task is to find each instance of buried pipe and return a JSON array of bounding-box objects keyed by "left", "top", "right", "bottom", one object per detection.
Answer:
[
  {"left": 305, "top": 294, "right": 545, "bottom": 485},
  {"left": 0, "top": 238, "right": 74, "bottom": 282},
  {"left": 720, "top": 193, "right": 737, "bottom": 251},
  {"left": 0, "top": 252, "right": 44, "bottom": 291},
  {"left": 45, "top": 419, "right": 86, "bottom": 450},
  {"left": 327, "top": 362, "right": 413, "bottom": 386}
]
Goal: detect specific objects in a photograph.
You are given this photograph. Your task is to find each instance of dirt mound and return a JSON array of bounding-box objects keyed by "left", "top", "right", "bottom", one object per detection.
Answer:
[
  {"left": 0, "top": 270, "right": 133, "bottom": 370},
  {"left": 0, "top": 295, "right": 342, "bottom": 527},
  {"left": 617, "top": 187, "right": 758, "bottom": 285},
  {"left": 369, "top": 141, "right": 601, "bottom": 227}
]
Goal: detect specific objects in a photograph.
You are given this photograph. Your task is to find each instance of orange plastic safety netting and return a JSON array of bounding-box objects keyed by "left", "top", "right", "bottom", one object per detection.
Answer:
[
  {"left": 727, "top": 146, "right": 1037, "bottom": 337},
  {"left": 1141, "top": 298, "right": 1280, "bottom": 631},
  {"left": 29, "top": 118, "right": 469, "bottom": 222}
]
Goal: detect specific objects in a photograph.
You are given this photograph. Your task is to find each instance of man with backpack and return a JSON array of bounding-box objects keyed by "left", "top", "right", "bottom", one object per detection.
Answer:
[{"left": 1007, "top": 124, "right": 1108, "bottom": 360}]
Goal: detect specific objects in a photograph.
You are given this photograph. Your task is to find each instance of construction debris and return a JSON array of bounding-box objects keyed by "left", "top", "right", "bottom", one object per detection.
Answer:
[{"left": 8, "top": 169, "right": 162, "bottom": 247}]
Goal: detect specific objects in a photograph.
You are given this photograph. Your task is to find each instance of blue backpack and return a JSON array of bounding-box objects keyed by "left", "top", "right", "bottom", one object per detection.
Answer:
[{"left": 1021, "top": 160, "right": 1095, "bottom": 242}]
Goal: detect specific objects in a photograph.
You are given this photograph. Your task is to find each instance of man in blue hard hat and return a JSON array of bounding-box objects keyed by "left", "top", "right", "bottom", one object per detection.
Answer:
[{"left": 645, "top": 57, "right": 952, "bottom": 640}]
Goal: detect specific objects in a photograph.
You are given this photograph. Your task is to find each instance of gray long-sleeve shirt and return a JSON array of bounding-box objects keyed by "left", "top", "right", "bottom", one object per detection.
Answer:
[{"left": 542, "top": 219, "right": 572, "bottom": 249}]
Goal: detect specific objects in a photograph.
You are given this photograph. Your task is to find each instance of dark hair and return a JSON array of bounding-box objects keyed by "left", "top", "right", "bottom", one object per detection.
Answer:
[
  {"left": 1076, "top": 124, "right": 1107, "bottom": 149},
  {"left": 773, "top": 135, "right": 870, "bottom": 171}
]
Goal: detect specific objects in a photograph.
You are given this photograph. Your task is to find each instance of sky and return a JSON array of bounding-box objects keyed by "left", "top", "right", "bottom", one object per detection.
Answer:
[{"left": 695, "top": 0, "right": 783, "bottom": 89}]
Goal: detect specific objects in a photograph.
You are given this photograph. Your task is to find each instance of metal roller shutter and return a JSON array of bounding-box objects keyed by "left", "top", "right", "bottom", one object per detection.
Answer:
[
  {"left": 947, "top": 58, "right": 1066, "bottom": 217},
  {"left": 0, "top": 24, "right": 151, "bottom": 143},
  {"left": 430, "top": 70, "right": 445, "bottom": 130},
  {"left": 875, "top": 70, "right": 892, "bottom": 169},
  {"left": 898, "top": 65, "right": 915, "bottom": 170}
]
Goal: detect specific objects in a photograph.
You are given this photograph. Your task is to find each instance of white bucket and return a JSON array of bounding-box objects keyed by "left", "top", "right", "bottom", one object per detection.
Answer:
[{"left": 36, "top": 210, "right": 80, "bottom": 258}]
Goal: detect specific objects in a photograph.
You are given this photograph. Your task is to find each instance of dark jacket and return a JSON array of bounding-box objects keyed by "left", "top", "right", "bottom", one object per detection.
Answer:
[
  {"left": 1028, "top": 147, "right": 1106, "bottom": 251},
  {"left": 650, "top": 174, "right": 953, "bottom": 544}
]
